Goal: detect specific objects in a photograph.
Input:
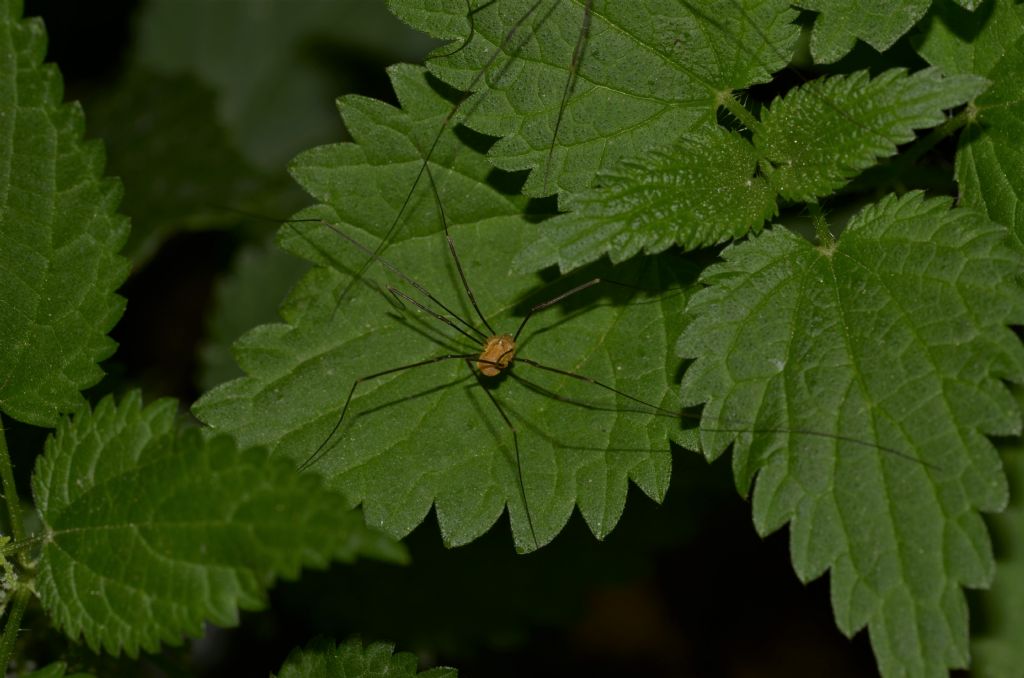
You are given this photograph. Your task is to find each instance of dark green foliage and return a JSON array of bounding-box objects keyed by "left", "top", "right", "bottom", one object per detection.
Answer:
[
  {"left": 3, "top": 0, "right": 1024, "bottom": 676},
  {"left": 0, "top": 0, "right": 128, "bottom": 426},
  {"left": 34, "top": 392, "right": 404, "bottom": 656}
]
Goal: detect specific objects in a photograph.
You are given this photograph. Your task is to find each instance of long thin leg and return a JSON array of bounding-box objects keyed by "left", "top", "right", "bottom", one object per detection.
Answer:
[
  {"left": 388, "top": 286, "right": 482, "bottom": 346},
  {"left": 514, "top": 274, "right": 675, "bottom": 341},
  {"left": 333, "top": 0, "right": 550, "bottom": 306},
  {"left": 287, "top": 217, "right": 488, "bottom": 342},
  {"left": 424, "top": 163, "right": 496, "bottom": 335},
  {"left": 509, "top": 371, "right": 678, "bottom": 418},
  {"left": 696, "top": 421, "right": 940, "bottom": 470},
  {"left": 516, "top": 357, "right": 680, "bottom": 417},
  {"left": 517, "top": 358, "right": 936, "bottom": 469},
  {"left": 468, "top": 362, "right": 540, "bottom": 551},
  {"left": 514, "top": 278, "right": 601, "bottom": 340},
  {"left": 542, "top": 0, "right": 594, "bottom": 195},
  {"left": 299, "top": 352, "right": 480, "bottom": 471}
]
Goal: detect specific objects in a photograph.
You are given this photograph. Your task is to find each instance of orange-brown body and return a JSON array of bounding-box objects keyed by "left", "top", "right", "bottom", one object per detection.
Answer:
[{"left": 478, "top": 334, "right": 516, "bottom": 377}]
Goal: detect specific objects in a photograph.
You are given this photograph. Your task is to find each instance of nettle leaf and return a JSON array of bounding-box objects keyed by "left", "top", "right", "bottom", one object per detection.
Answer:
[
  {"left": 135, "top": 0, "right": 434, "bottom": 170},
  {"left": 276, "top": 638, "right": 456, "bottom": 678},
  {"left": 970, "top": 440, "right": 1024, "bottom": 677},
  {"left": 0, "top": 0, "right": 129, "bottom": 426},
  {"left": 85, "top": 69, "right": 283, "bottom": 264},
  {"left": 678, "top": 193, "right": 1024, "bottom": 677},
  {"left": 756, "top": 67, "right": 987, "bottom": 202},
  {"left": 796, "top": 0, "right": 931, "bottom": 63},
  {"left": 389, "top": 0, "right": 800, "bottom": 196},
  {"left": 513, "top": 126, "right": 777, "bottom": 271},
  {"left": 194, "top": 65, "right": 691, "bottom": 553},
  {"left": 286, "top": 63, "right": 528, "bottom": 249},
  {"left": 914, "top": 0, "right": 1024, "bottom": 79},
  {"left": 516, "top": 67, "right": 981, "bottom": 273},
  {"left": 956, "top": 34, "right": 1024, "bottom": 246},
  {"left": 32, "top": 392, "right": 401, "bottom": 657}
]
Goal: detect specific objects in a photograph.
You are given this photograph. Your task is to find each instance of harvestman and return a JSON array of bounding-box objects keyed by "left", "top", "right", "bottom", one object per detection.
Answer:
[
  {"left": 289, "top": 0, "right": 941, "bottom": 548},
  {"left": 289, "top": 170, "right": 932, "bottom": 553},
  {"left": 295, "top": 165, "right": 681, "bottom": 549}
]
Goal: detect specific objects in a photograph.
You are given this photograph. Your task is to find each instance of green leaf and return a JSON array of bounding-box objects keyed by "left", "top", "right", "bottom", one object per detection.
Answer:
[
  {"left": 287, "top": 63, "right": 529, "bottom": 250},
  {"left": 956, "top": 34, "right": 1024, "bottom": 247},
  {"left": 23, "top": 663, "right": 94, "bottom": 678},
  {"left": 390, "top": 0, "right": 800, "bottom": 196},
  {"left": 32, "top": 391, "right": 403, "bottom": 657},
  {"left": 678, "top": 193, "right": 1024, "bottom": 677},
  {"left": 135, "top": 0, "right": 435, "bottom": 171},
  {"left": 84, "top": 68, "right": 288, "bottom": 264},
  {"left": 970, "top": 420, "right": 1024, "bottom": 677},
  {"left": 0, "top": 0, "right": 129, "bottom": 426},
  {"left": 22, "top": 666, "right": 66, "bottom": 678},
  {"left": 914, "top": 0, "right": 1024, "bottom": 249},
  {"left": 276, "top": 638, "right": 457, "bottom": 678},
  {"left": 796, "top": 0, "right": 931, "bottom": 63},
  {"left": 513, "top": 67, "right": 981, "bottom": 273},
  {"left": 199, "top": 239, "right": 309, "bottom": 391},
  {"left": 755, "top": 67, "right": 987, "bottom": 202},
  {"left": 914, "top": 0, "right": 1024, "bottom": 78},
  {"left": 513, "top": 126, "right": 777, "bottom": 272},
  {"left": 193, "top": 65, "right": 691, "bottom": 553}
]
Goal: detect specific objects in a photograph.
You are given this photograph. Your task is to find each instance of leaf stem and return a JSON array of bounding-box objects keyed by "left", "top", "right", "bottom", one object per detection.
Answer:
[
  {"left": 0, "top": 586, "right": 29, "bottom": 674},
  {"left": 808, "top": 203, "right": 835, "bottom": 248},
  {"left": 719, "top": 91, "right": 760, "bottom": 132},
  {"left": 0, "top": 418, "right": 25, "bottom": 546},
  {"left": 0, "top": 535, "right": 43, "bottom": 558},
  {"left": 887, "top": 107, "right": 975, "bottom": 178}
]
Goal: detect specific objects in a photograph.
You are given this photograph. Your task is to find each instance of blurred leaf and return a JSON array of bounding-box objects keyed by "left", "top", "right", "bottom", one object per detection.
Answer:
[
  {"left": 32, "top": 392, "right": 405, "bottom": 657},
  {"left": 971, "top": 440, "right": 1024, "bottom": 678},
  {"left": 391, "top": 0, "right": 800, "bottom": 196},
  {"left": 85, "top": 69, "right": 291, "bottom": 264},
  {"left": 200, "top": 239, "right": 309, "bottom": 391},
  {"left": 23, "top": 664, "right": 94, "bottom": 678},
  {"left": 0, "top": 0, "right": 129, "bottom": 426},
  {"left": 796, "top": 0, "right": 931, "bottom": 63},
  {"left": 276, "top": 637, "right": 456, "bottom": 678},
  {"left": 678, "top": 193, "right": 1024, "bottom": 676},
  {"left": 193, "top": 65, "right": 692, "bottom": 553},
  {"left": 135, "top": 0, "right": 436, "bottom": 170},
  {"left": 914, "top": 0, "right": 1024, "bottom": 78}
]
